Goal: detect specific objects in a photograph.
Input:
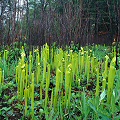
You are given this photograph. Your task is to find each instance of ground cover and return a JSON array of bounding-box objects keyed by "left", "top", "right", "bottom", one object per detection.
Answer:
[{"left": 0, "top": 43, "right": 120, "bottom": 120}]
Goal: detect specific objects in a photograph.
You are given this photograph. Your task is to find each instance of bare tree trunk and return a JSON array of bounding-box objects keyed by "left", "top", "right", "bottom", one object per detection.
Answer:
[
  {"left": 0, "top": 1, "right": 3, "bottom": 45},
  {"left": 95, "top": 2, "right": 99, "bottom": 44},
  {"left": 116, "top": 0, "right": 120, "bottom": 69},
  {"left": 26, "top": 0, "right": 30, "bottom": 45},
  {"left": 107, "top": 0, "right": 113, "bottom": 44},
  {"left": 12, "top": 1, "right": 17, "bottom": 45}
]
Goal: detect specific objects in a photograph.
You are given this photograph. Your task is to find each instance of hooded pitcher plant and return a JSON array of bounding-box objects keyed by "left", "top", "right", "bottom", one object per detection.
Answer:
[
  {"left": 54, "top": 68, "right": 61, "bottom": 108},
  {"left": 31, "top": 72, "right": 34, "bottom": 118},
  {"left": 24, "top": 88, "right": 28, "bottom": 116},
  {"left": 102, "top": 55, "right": 109, "bottom": 79},
  {"left": 10, "top": 43, "right": 119, "bottom": 119},
  {"left": 95, "top": 65, "right": 100, "bottom": 97},
  {"left": 0, "top": 68, "right": 3, "bottom": 85},
  {"left": 107, "top": 57, "right": 116, "bottom": 104},
  {"left": 29, "top": 51, "right": 33, "bottom": 77},
  {"left": 45, "top": 64, "right": 50, "bottom": 108},
  {"left": 65, "top": 64, "right": 72, "bottom": 108}
]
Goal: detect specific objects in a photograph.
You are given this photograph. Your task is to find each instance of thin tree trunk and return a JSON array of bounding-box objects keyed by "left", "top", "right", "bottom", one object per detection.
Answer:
[
  {"left": 26, "top": 0, "right": 30, "bottom": 45},
  {"left": 0, "top": 2, "right": 3, "bottom": 45},
  {"left": 116, "top": 0, "right": 120, "bottom": 69},
  {"left": 107, "top": 0, "right": 113, "bottom": 44},
  {"left": 12, "top": 1, "right": 16, "bottom": 45}
]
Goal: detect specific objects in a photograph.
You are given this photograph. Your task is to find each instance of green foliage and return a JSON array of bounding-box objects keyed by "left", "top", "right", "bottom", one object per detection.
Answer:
[{"left": 0, "top": 43, "right": 120, "bottom": 119}]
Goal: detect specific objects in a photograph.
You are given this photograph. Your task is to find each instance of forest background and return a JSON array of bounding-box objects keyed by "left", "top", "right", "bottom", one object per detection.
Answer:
[{"left": 0, "top": 0, "right": 120, "bottom": 47}]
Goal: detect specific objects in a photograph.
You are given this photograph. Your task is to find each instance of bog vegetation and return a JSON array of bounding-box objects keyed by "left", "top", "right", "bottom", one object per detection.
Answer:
[
  {"left": 0, "top": 42, "right": 120, "bottom": 120},
  {"left": 0, "top": 1, "right": 120, "bottom": 120}
]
